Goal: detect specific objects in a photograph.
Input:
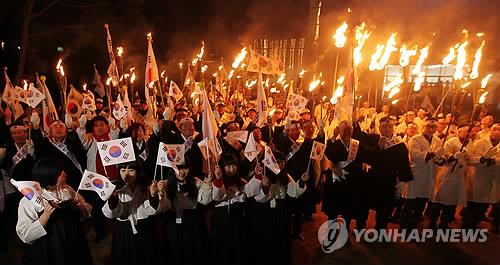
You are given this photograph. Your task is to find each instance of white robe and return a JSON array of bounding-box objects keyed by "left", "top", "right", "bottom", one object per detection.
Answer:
[
  {"left": 403, "top": 134, "right": 443, "bottom": 199},
  {"left": 467, "top": 136, "right": 500, "bottom": 203},
  {"left": 432, "top": 137, "right": 469, "bottom": 206}
]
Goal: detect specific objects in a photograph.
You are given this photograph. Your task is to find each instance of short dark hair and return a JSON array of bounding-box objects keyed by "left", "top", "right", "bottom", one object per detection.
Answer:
[
  {"left": 32, "top": 158, "right": 65, "bottom": 188},
  {"left": 90, "top": 115, "right": 109, "bottom": 128}
]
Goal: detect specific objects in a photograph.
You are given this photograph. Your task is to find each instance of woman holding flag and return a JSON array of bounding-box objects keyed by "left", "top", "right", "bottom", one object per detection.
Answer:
[
  {"left": 16, "top": 158, "right": 93, "bottom": 265},
  {"left": 102, "top": 160, "right": 165, "bottom": 265}
]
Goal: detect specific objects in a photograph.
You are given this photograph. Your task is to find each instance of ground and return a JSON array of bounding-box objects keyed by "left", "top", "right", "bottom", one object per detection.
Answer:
[{"left": 1, "top": 207, "right": 499, "bottom": 265}]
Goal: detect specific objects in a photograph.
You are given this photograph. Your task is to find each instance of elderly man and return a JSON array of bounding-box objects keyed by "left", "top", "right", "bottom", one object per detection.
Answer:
[
  {"left": 5, "top": 122, "right": 35, "bottom": 182},
  {"left": 400, "top": 118, "right": 443, "bottom": 229},
  {"left": 323, "top": 120, "right": 370, "bottom": 230},
  {"left": 367, "top": 116, "right": 413, "bottom": 229},
  {"left": 463, "top": 123, "right": 500, "bottom": 231},
  {"left": 31, "top": 113, "right": 86, "bottom": 189}
]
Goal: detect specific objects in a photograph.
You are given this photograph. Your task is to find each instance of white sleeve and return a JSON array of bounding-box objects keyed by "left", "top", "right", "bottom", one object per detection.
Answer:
[
  {"left": 102, "top": 200, "right": 124, "bottom": 219},
  {"left": 16, "top": 199, "right": 47, "bottom": 244},
  {"left": 212, "top": 179, "right": 226, "bottom": 201},
  {"left": 409, "top": 137, "right": 427, "bottom": 163},
  {"left": 196, "top": 178, "right": 213, "bottom": 205},
  {"left": 254, "top": 188, "right": 273, "bottom": 203},
  {"left": 244, "top": 176, "right": 262, "bottom": 198},
  {"left": 287, "top": 176, "right": 306, "bottom": 198},
  {"left": 141, "top": 199, "right": 160, "bottom": 216},
  {"left": 76, "top": 127, "right": 93, "bottom": 150}
]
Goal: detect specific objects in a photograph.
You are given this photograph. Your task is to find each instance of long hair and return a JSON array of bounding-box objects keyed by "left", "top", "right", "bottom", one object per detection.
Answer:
[
  {"left": 218, "top": 153, "right": 243, "bottom": 188},
  {"left": 166, "top": 159, "right": 197, "bottom": 202},
  {"left": 117, "top": 160, "right": 148, "bottom": 197},
  {"left": 126, "top": 122, "right": 146, "bottom": 141}
]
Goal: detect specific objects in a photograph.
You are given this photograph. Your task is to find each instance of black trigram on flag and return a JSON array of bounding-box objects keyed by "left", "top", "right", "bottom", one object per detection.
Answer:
[
  {"left": 101, "top": 144, "right": 108, "bottom": 151},
  {"left": 85, "top": 183, "right": 92, "bottom": 188},
  {"left": 120, "top": 141, "right": 127, "bottom": 147},
  {"left": 162, "top": 145, "right": 168, "bottom": 153},
  {"left": 87, "top": 174, "right": 95, "bottom": 179},
  {"left": 35, "top": 197, "right": 42, "bottom": 205},
  {"left": 160, "top": 157, "right": 166, "bottom": 163},
  {"left": 103, "top": 156, "right": 111, "bottom": 163},
  {"left": 100, "top": 191, "right": 106, "bottom": 196},
  {"left": 123, "top": 153, "right": 129, "bottom": 159}
]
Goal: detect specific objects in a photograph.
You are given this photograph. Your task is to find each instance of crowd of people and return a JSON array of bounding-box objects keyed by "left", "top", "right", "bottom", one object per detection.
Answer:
[{"left": 0, "top": 88, "right": 499, "bottom": 265}]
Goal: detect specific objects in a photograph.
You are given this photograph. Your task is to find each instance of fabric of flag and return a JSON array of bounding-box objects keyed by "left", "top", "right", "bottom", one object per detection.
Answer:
[
  {"left": 82, "top": 91, "right": 96, "bottom": 112},
  {"left": 263, "top": 146, "right": 281, "bottom": 174},
  {"left": 246, "top": 49, "right": 284, "bottom": 75},
  {"left": 201, "top": 87, "right": 220, "bottom": 158},
  {"left": 169, "top": 80, "right": 183, "bottom": 102},
  {"left": 197, "top": 138, "right": 222, "bottom": 160},
  {"left": 97, "top": 137, "right": 136, "bottom": 166},
  {"left": 10, "top": 179, "right": 43, "bottom": 208},
  {"left": 37, "top": 75, "right": 59, "bottom": 133},
  {"left": 78, "top": 170, "right": 116, "bottom": 201},
  {"left": 285, "top": 82, "right": 295, "bottom": 110},
  {"left": 337, "top": 45, "right": 356, "bottom": 121},
  {"left": 92, "top": 65, "right": 106, "bottom": 97},
  {"left": 105, "top": 25, "right": 120, "bottom": 87},
  {"left": 122, "top": 89, "right": 134, "bottom": 122},
  {"left": 184, "top": 65, "right": 195, "bottom": 87},
  {"left": 255, "top": 73, "right": 268, "bottom": 127},
  {"left": 310, "top": 141, "right": 326, "bottom": 160},
  {"left": 25, "top": 83, "right": 45, "bottom": 108},
  {"left": 13, "top": 85, "right": 27, "bottom": 103},
  {"left": 156, "top": 143, "right": 185, "bottom": 174},
  {"left": 145, "top": 36, "right": 159, "bottom": 120},
  {"left": 244, "top": 132, "right": 261, "bottom": 162},
  {"left": 2, "top": 71, "right": 24, "bottom": 120},
  {"left": 225, "top": 131, "right": 249, "bottom": 143},
  {"left": 112, "top": 94, "right": 127, "bottom": 120},
  {"left": 287, "top": 94, "right": 308, "bottom": 113},
  {"left": 66, "top": 86, "right": 84, "bottom": 118}
]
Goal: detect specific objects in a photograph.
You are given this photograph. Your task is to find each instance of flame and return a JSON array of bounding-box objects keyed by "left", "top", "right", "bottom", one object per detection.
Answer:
[
  {"left": 309, "top": 79, "right": 321, "bottom": 92},
  {"left": 469, "top": 40, "right": 485, "bottom": 80},
  {"left": 478, "top": 91, "right": 488, "bottom": 104},
  {"left": 453, "top": 41, "right": 468, "bottom": 80},
  {"left": 124, "top": 73, "right": 130, "bottom": 79},
  {"left": 23, "top": 80, "right": 28, "bottom": 90},
  {"left": 232, "top": 47, "right": 248, "bottom": 69},
  {"left": 246, "top": 79, "right": 257, "bottom": 89},
  {"left": 369, "top": 44, "right": 384, "bottom": 71},
  {"left": 106, "top": 77, "right": 112, "bottom": 86},
  {"left": 148, "top": 81, "right": 154, "bottom": 88},
  {"left": 83, "top": 83, "right": 87, "bottom": 90},
  {"left": 399, "top": 45, "right": 417, "bottom": 67},
  {"left": 442, "top": 45, "right": 457, "bottom": 64},
  {"left": 56, "top": 59, "right": 65, "bottom": 76},
  {"left": 353, "top": 22, "right": 371, "bottom": 67},
  {"left": 387, "top": 87, "right": 400, "bottom": 99},
  {"left": 337, "top": 76, "right": 345, "bottom": 86},
  {"left": 160, "top": 70, "right": 165, "bottom": 78},
  {"left": 481, "top": 74, "right": 492, "bottom": 88},
  {"left": 147, "top": 32, "right": 152, "bottom": 38},
  {"left": 347, "top": 8, "right": 352, "bottom": 13},
  {"left": 461, "top": 81, "right": 471, "bottom": 89},
  {"left": 201, "top": 65, "right": 208, "bottom": 73},
  {"left": 117, "top": 46, "right": 123, "bottom": 57},
  {"left": 476, "top": 32, "right": 485, "bottom": 37},
  {"left": 228, "top": 70, "right": 234, "bottom": 79},
  {"left": 299, "top": 69, "right": 305, "bottom": 78},
  {"left": 330, "top": 86, "right": 344, "bottom": 104},
  {"left": 179, "top": 62, "right": 183, "bottom": 69},
  {"left": 412, "top": 46, "right": 429, "bottom": 75},
  {"left": 370, "top": 33, "right": 397, "bottom": 71},
  {"left": 383, "top": 74, "right": 403, "bottom": 92},
  {"left": 413, "top": 72, "right": 425, "bottom": 92},
  {"left": 56, "top": 59, "right": 62, "bottom": 69},
  {"left": 197, "top": 41, "right": 205, "bottom": 60},
  {"left": 333, "top": 22, "right": 348, "bottom": 48},
  {"left": 277, "top": 73, "right": 286, "bottom": 84},
  {"left": 270, "top": 87, "right": 278, "bottom": 93},
  {"left": 129, "top": 67, "right": 135, "bottom": 72},
  {"left": 322, "top": 96, "right": 327, "bottom": 101},
  {"left": 265, "top": 78, "right": 269, "bottom": 87},
  {"left": 130, "top": 72, "right": 136, "bottom": 83},
  {"left": 391, "top": 99, "right": 400, "bottom": 105}
]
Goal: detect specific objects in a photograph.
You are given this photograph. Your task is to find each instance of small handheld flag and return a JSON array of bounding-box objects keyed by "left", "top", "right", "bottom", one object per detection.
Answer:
[
  {"left": 97, "top": 137, "right": 136, "bottom": 166},
  {"left": 78, "top": 170, "right": 116, "bottom": 201}
]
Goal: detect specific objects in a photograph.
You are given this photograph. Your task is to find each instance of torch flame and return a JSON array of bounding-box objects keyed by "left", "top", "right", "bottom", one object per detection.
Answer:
[
  {"left": 309, "top": 79, "right": 321, "bottom": 92},
  {"left": 23, "top": 80, "right": 28, "bottom": 91},
  {"left": 353, "top": 22, "right": 371, "bottom": 67},
  {"left": 299, "top": 69, "right": 305, "bottom": 78},
  {"left": 388, "top": 87, "right": 400, "bottom": 99},
  {"left": 246, "top": 79, "right": 257, "bottom": 89},
  {"left": 228, "top": 70, "right": 234, "bottom": 79},
  {"left": 197, "top": 41, "right": 205, "bottom": 59},
  {"left": 148, "top": 81, "right": 154, "bottom": 88},
  {"left": 383, "top": 74, "right": 403, "bottom": 92},
  {"left": 369, "top": 44, "right": 384, "bottom": 71},
  {"left": 412, "top": 46, "right": 429, "bottom": 75},
  {"left": 442, "top": 45, "right": 457, "bottom": 65},
  {"left": 461, "top": 81, "right": 471, "bottom": 89},
  {"left": 391, "top": 99, "right": 400, "bottom": 105},
  {"left": 130, "top": 72, "right": 136, "bottom": 83},
  {"left": 413, "top": 72, "right": 425, "bottom": 92},
  {"left": 106, "top": 77, "right": 112, "bottom": 86},
  {"left": 478, "top": 91, "right": 488, "bottom": 104},
  {"left": 129, "top": 67, "right": 135, "bottom": 72},
  {"left": 160, "top": 70, "right": 165, "bottom": 78},
  {"left": 83, "top": 83, "right": 87, "bottom": 91},
  {"left": 201, "top": 65, "right": 208, "bottom": 73},
  {"left": 476, "top": 32, "right": 485, "bottom": 37},
  {"left": 333, "top": 21, "right": 348, "bottom": 48},
  {"left": 179, "top": 62, "right": 183, "bottom": 69},
  {"left": 277, "top": 73, "right": 286, "bottom": 84},
  {"left": 481, "top": 74, "right": 492, "bottom": 88},
  {"left": 469, "top": 40, "right": 485, "bottom": 80},
  {"left": 453, "top": 41, "right": 468, "bottom": 80},
  {"left": 56, "top": 59, "right": 62, "bottom": 70},
  {"left": 232, "top": 47, "right": 248, "bottom": 69},
  {"left": 117, "top": 46, "right": 123, "bottom": 57},
  {"left": 399, "top": 45, "right": 417, "bottom": 67},
  {"left": 330, "top": 86, "right": 344, "bottom": 104}
]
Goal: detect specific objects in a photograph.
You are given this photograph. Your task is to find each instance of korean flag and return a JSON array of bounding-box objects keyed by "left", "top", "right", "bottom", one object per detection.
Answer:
[{"left": 97, "top": 137, "right": 136, "bottom": 166}]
